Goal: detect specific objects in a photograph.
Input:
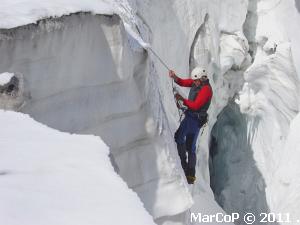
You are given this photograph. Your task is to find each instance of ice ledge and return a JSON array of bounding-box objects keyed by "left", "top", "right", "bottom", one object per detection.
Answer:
[
  {"left": 0, "top": 0, "right": 115, "bottom": 29},
  {"left": 0, "top": 72, "right": 14, "bottom": 86}
]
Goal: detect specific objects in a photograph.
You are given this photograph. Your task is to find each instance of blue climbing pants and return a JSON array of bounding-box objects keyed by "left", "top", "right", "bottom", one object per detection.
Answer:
[{"left": 174, "top": 112, "right": 202, "bottom": 177}]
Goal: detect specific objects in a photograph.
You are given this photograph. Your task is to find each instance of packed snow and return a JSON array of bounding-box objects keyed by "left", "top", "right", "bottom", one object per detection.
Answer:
[
  {"left": 0, "top": 0, "right": 114, "bottom": 29},
  {"left": 0, "top": 110, "right": 156, "bottom": 225},
  {"left": 0, "top": 72, "right": 14, "bottom": 86}
]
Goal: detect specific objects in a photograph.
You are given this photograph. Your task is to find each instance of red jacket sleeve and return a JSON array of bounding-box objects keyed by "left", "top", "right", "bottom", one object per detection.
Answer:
[
  {"left": 176, "top": 77, "right": 194, "bottom": 87},
  {"left": 183, "top": 85, "right": 212, "bottom": 111}
]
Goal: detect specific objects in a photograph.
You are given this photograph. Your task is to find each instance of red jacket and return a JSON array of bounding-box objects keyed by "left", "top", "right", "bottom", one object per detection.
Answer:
[{"left": 176, "top": 77, "right": 213, "bottom": 111}]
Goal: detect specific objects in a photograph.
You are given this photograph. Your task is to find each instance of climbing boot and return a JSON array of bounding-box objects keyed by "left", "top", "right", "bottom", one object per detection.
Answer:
[{"left": 186, "top": 175, "right": 196, "bottom": 184}]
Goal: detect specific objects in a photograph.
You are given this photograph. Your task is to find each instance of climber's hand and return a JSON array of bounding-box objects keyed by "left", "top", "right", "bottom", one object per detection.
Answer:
[
  {"left": 169, "top": 70, "right": 176, "bottom": 79},
  {"left": 175, "top": 93, "right": 183, "bottom": 101}
]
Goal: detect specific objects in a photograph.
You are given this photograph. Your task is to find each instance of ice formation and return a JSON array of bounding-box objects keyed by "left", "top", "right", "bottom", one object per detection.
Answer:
[
  {"left": 211, "top": 0, "right": 300, "bottom": 224},
  {"left": 0, "top": 0, "right": 300, "bottom": 225},
  {"left": 0, "top": 72, "right": 14, "bottom": 86}
]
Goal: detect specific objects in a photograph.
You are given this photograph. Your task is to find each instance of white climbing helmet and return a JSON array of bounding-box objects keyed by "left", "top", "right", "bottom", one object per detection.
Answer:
[{"left": 191, "top": 67, "right": 207, "bottom": 80}]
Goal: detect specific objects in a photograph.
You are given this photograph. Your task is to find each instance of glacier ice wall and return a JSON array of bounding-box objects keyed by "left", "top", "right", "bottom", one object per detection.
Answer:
[
  {"left": 0, "top": 13, "right": 194, "bottom": 220},
  {"left": 0, "top": 1, "right": 237, "bottom": 223},
  {"left": 239, "top": 0, "right": 300, "bottom": 222},
  {"left": 0, "top": 0, "right": 255, "bottom": 224},
  {"left": 210, "top": 0, "right": 300, "bottom": 224}
]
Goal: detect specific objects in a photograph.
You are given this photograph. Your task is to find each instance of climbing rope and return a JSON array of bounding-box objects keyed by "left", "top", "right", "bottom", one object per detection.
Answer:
[
  {"left": 147, "top": 47, "right": 171, "bottom": 71},
  {"left": 114, "top": 3, "right": 184, "bottom": 121},
  {"left": 145, "top": 46, "right": 185, "bottom": 121}
]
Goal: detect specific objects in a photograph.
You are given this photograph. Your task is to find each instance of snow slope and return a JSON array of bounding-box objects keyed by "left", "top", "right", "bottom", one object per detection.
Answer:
[{"left": 0, "top": 110, "right": 155, "bottom": 225}]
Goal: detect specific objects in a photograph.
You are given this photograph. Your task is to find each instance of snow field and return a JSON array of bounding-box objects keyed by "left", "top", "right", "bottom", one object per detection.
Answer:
[{"left": 0, "top": 110, "right": 156, "bottom": 225}]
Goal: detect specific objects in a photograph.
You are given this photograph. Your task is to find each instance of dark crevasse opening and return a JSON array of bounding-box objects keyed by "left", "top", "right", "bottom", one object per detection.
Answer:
[
  {"left": 209, "top": 101, "right": 278, "bottom": 225},
  {"left": 207, "top": 1, "right": 279, "bottom": 223}
]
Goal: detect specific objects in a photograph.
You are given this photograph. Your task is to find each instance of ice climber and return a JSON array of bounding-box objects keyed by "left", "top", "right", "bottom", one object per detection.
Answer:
[{"left": 169, "top": 67, "right": 213, "bottom": 184}]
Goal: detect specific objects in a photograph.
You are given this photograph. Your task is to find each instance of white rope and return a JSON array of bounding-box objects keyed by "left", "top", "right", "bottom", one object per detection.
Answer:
[
  {"left": 144, "top": 46, "right": 184, "bottom": 120},
  {"left": 147, "top": 47, "right": 171, "bottom": 71}
]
